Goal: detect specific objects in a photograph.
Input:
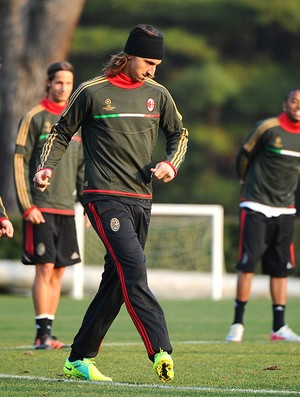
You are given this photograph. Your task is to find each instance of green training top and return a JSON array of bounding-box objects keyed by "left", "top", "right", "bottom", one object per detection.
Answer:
[
  {"left": 39, "top": 73, "right": 188, "bottom": 204},
  {"left": 237, "top": 112, "right": 300, "bottom": 208},
  {"left": 14, "top": 98, "right": 84, "bottom": 217}
]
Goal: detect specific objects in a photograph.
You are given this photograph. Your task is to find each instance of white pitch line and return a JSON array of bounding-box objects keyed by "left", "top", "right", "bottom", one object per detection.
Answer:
[
  {"left": 0, "top": 340, "right": 226, "bottom": 351},
  {"left": 0, "top": 373, "right": 300, "bottom": 395}
]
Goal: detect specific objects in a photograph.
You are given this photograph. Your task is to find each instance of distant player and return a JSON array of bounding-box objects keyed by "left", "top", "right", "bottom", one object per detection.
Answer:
[
  {"left": 226, "top": 88, "right": 300, "bottom": 342},
  {"left": 14, "top": 61, "right": 84, "bottom": 349}
]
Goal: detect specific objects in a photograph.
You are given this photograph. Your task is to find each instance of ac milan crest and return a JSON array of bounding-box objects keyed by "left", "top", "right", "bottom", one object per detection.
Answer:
[{"left": 146, "top": 97, "right": 155, "bottom": 112}]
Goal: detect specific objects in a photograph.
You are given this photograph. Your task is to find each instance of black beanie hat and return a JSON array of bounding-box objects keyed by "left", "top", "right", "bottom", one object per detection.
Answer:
[{"left": 124, "top": 25, "right": 165, "bottom": 60}]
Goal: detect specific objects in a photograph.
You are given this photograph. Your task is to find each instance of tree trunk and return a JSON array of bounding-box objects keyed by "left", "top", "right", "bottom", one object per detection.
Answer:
[{"left": 0, "top": 0, "right": 86, "bottom": 212}]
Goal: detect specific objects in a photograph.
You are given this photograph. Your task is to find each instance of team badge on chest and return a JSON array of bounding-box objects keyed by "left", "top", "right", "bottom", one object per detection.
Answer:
[{"left": 146, "top": 97, "right": 155, "bottom": 112}]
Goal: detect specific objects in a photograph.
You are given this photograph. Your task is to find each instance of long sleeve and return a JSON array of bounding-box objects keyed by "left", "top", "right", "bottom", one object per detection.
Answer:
[
  {"left": 38, "top": 83, "right": 89, "bottom": 173},
  {"left": 159, "top": 89, "right": 188, "bottom": 172},
  {"left": 0, "top": 196, "right": 8, "bottom": 220},
  {"left": 37, "top": 74, "right": 188, "bottom": 202},
  {"left": 14, "top": 105, "right": 43, "bottom": 215},
  {"left": 237, "top": 116, "right": 300, "bottom": 207},
  {"left": 16, "top": 100, "right": 84, "bottom": 215},
  {"left": 236, "top": 117, "right": 278, "bottom": 181}
]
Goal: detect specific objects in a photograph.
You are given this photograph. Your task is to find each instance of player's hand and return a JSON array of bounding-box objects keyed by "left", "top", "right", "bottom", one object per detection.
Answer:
[
  {"left": 25, "top": 207, "right": 45, "bottom": 224},
  {"left": 33, "top": 169, "right": 52, "bottom": 192},
  {"left": 150, "top": 162, "right": 175, "bottom": 183},
  {"left": 0, "top": 219, "right": 14, "bottom": 238}
]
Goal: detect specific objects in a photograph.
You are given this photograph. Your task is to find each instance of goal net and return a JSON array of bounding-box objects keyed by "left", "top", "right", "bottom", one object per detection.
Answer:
[{"left": 73, "top": 203, "right": 224, "bottom": 301}]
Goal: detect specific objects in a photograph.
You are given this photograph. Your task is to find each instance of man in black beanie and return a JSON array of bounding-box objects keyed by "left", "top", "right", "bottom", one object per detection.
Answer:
[{"left": 34, "top": 24, "right": 189, "bottom": 383}]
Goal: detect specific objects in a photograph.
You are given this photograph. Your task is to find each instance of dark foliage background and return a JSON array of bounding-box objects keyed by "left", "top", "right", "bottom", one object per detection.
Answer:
[
  {"left": 68, "top": 0, "right": 300, "bottom": 215},
  {"left": 2, "top": 0, "right": 300, "bottom": 272}
]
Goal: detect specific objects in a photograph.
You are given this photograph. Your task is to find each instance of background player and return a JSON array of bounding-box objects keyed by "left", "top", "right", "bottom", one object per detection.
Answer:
[
  {"left": 226, "top": 88, "right": 300, "bottom": 342},
  {"left": 14, "top": 61, "right": 84, "bottom": 349}
]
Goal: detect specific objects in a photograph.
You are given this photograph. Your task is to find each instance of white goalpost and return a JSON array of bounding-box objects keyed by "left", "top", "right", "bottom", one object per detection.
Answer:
[
  {"left": 73, "top": 203, "right": 225, "bottom": 301},
  {"left": 72, "top": 203, "right": 85, "bottom": 300},
  {"left": 151, "top": 204, "right": 224, "bottom": 301}
]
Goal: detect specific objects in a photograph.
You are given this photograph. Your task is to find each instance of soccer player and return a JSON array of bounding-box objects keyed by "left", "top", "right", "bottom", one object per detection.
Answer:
[
  {"left": 0, "top": 196, "right": 14, "bottom": 238},
  {"left": 33, "top": 24, "right": 188, "bottom": 382},
  {"left": 14, "top": 61, "right": 84, "bottom": 349},
  {"left": 226, "top": 88, "right": 300, "bottom": 342}
]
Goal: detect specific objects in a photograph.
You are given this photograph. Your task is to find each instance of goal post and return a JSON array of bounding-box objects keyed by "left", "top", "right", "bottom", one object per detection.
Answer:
[
  {"left": 72, "top": 203, "right": 85, "bottom": 300},
  {"left": 151, "top": 204, "right": 224, "bottom": 300},
  {"left": 73, "top": 203, "right": 225, "bottom": 301}
]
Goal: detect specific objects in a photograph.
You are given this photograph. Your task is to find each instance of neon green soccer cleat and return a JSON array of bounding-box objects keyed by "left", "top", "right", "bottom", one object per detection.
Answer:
[
  {"left": 64, "top": 358, "right": 112, "bottom": 381},
  {"left": 153, "top": 350, "right": 174, "bottom": 382}
]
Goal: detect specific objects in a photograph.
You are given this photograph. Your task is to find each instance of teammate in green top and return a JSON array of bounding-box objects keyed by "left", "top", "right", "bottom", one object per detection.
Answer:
[
  {"left": 14, "top": 61, "right": 84, "bottom": 350},
  {"left": 226, "top": 89, "right": 300, "bottom": 343},
  {"left": 0, "top": 196, "right": 14, "bottom": 238},
  {"left": 34, "top": 24, "right": 188, "bottom": 382}
]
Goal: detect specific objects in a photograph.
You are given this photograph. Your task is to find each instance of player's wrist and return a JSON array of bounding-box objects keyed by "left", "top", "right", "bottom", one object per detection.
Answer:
[{"left": 22, "top": 205, "right": 38, "bottom": 219}]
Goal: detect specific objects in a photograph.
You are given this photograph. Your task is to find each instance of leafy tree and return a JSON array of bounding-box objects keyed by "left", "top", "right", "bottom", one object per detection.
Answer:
[
  {"left": 69, "top": 0, "right": 300, "bottom": 212},
  {"left": 2, "top": 0, "right": 300, "bottom": 213}
]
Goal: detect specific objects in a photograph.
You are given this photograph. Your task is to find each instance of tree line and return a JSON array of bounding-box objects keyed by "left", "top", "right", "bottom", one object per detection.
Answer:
[{"left": 2, "top": 0, "right": 300, "bottom": 214}]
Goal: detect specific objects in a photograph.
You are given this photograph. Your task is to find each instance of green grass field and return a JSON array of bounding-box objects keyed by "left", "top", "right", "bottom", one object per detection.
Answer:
[{"left": 1, "top": 294, "right": 300, "bottom": 396}]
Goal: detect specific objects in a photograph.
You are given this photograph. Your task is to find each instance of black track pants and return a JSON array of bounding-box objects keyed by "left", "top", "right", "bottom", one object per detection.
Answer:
[{"left": 70, "top": 199, "right": 172, "bottom": 361}]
